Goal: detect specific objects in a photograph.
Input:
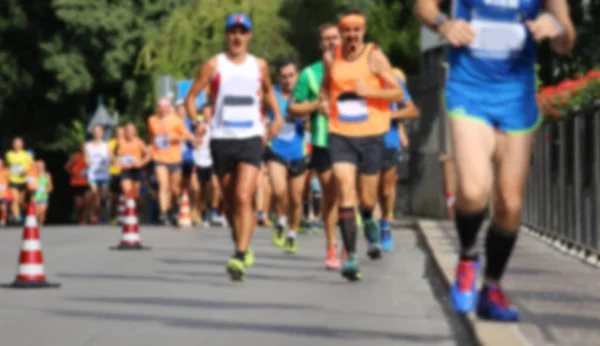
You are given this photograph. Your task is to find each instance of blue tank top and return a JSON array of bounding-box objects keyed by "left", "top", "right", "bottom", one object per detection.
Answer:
[
  {"left": 384, "top": 78, "right": 412, "bottom": 149},
  {"left": 268, "top": 85, "right": 306, "bottom": 161},
  {"left": 181, "top": 117, "right": 194, "bottom": 163},
  {"left": 448, "top": 0, "right": 541, "bottom": 89}
]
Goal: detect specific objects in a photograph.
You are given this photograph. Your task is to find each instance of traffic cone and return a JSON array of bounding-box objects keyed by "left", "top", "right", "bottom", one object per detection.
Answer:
[
  {"left": 117, "top": 194, "right": 126, "bottom": 224},
  {"left": 178, "top": 189, "right": 192, "bottom": 229},
  {"left": 2, "top": 202, "right": 60, "bottom": 289},
  {"left": 111, "top": 193, "right": 150, "bottom": 250}
]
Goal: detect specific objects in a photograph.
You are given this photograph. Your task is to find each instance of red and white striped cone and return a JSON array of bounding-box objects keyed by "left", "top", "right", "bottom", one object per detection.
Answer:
[
  {"left": 111, "top": 194, "right": 149, "bottom": 250},
  {"left": 2, "top": 202, "right": 60, "bottom": 289},
  {"left": 117, "top": 194, "right": 126, "bottom": 224},
  {"left": 178, "top": 189, "right": 192, "bottom": 229}
]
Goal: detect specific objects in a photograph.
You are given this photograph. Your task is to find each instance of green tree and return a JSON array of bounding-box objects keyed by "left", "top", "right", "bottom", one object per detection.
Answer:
[{"left": 136, "top": 0, "right": 295, "bottom": 90}]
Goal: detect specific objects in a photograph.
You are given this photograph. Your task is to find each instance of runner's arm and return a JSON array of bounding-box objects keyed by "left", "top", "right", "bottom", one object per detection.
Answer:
[
  {"left": 64, "top": 155, "right": 75, "bottom": 174},
  {"left": 362, "top": 48, "right": 404, "bottom": 102},
  {"left": 399, "top": 124, "right": 410, "bottom": 148},
  {"left": 545, "top": 0, "right": 576, "bottom": 55},
  {"left": 83, "top": 145, "right": 91, "bottom": 165},
  {"left": 413, "top": 0, "right": 445, "bottom": 30},
  {"left": 288, "top": 69, "right": 318, "bottom": 118},
  {"left": 260, "top": 58, "right": 283, "bottom": 141},
  {"left": 391, "top": 73, "right": 419, "bottom": 120},
  {"left": 47, "top": 173, "right": 54, "bottom": 193},
  {"left": 139, "top": 140, "right": 151, "bottom": 167},
  {"left": 185, "top": 58, "right": 216, "bottom": 124}
]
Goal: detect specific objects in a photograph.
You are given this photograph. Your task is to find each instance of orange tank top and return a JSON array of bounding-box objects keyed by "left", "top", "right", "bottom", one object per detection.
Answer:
[
  {"left": 328, "top": 43, "right": 390, "bottom": 137},
  {"left": 0, "top": 169, "right": 8, "bottom": 199},
  {"left": 117, "top": 138, "right": 143, "bottom": 167},
  {"left": 70, "top": 152, "right": 88, "bottom": 186},
  {"left": 26, "top": 166, "right": 38, "bottom": 190}
]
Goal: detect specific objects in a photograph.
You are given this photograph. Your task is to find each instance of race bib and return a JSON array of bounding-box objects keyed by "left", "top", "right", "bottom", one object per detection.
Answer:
[
  {"left": 337, "top": 94, "right": 368, "bottom": 123},
  {"left": 0, "top": 185, "right": 5, "bottom": 191},
  {"left": 469, "top": 19, "right": 526, "bottom": 60},
  {"left": 154, "top": 135, "right": 170, "bottom": 149},
  {"left": 11, "top": 165, "right": 23, "bottom": 175},
  {"left": 277, "top": 122, "right": 297, "bottom": 141},
  {"left": 27, "top": 176, "right": 35, "bottom": 184},
  {"left": 119, "top": 155, "right": 135, "bottom": 166},
  {"left": 222, "top": 95, "right": 256, "bottom": 128}
]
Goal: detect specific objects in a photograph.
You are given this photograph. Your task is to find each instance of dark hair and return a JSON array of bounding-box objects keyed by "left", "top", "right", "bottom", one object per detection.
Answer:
[
  {"left": 318, "top": 22, "right": 337, "bottom": 34},
  {"left": 276, "top": 57, "right": 298, "bottom": 73}
]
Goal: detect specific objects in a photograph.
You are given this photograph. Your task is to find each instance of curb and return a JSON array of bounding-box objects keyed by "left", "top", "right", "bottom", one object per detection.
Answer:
[{"left": 416, "top": 219, "right": 532, "bottom": 346}]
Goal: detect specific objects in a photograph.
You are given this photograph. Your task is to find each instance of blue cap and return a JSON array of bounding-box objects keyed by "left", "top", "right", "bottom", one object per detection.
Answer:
[{"left": 225, "top": 13, "right": 252, "bottom": 31}]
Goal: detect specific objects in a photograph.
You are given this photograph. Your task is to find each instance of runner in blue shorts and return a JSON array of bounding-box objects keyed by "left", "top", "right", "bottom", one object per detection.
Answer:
[
  {"left": 379, "top": 67, "right": 419, "bottom": 252},
  {"left": 265, "top": 58, "right": 309, "bottom": 254},
  {"left": 415, "top": 0, "right": 575, "bottom": 321}
]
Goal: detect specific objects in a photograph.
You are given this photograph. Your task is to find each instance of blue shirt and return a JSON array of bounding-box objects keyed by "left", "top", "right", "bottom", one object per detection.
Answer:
[
  {"left": 384, "top": 78, "right": 412, "bottom": 149},
  {"left": 181, "top": 117, "right": 194, "bottom": 163},
  {"left": 447, "top": 0, "right": 541, "bottom": 92},
  {"left": 268, "top": 85, "right": 306, "bottom": 161}
]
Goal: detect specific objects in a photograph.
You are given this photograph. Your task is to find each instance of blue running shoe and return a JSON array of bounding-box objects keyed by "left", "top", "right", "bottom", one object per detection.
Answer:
[
  {"left": 379, "top": 220, "right": 393, "bottom": 252},
  {"left": 450, "top": 258, "right": 479, "bottom": 313},
  {"left": 363, "top": 218, "right": 382, "bottom": 259},
  {"left": 341, "top": 253, "right": 361, "bottom": 281},
  {"left": 476, "top": 284, "right": 520, "bottom": 321}
]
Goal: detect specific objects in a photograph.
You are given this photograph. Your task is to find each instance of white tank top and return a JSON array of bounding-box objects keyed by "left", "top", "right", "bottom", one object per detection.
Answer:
[
  {"left": 86, "top": 141, "right": 110, "bottom": 181},
  {"left": 193, "top": 125, "right": 213, "bottom": 168},
  {"left": 211, "top": 53, "right": 263, "bottom": 140}
]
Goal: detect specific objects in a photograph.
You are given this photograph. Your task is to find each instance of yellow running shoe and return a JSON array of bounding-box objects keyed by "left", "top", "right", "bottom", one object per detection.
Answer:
[
  {"left": 284, "top": 237, "right": 297, "bottom": 254},
  {"left": 272, "top": 225, "right": 285, "bottom": 247},
  {"left": 244, "top": 248, "right": 255, "bottom": 268},
  {"left": 226, "top": 258, "right": 245, "bottom": 281}
]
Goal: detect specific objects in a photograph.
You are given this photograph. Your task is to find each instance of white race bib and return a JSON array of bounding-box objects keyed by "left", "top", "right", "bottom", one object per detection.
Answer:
[
  {"left": 0, "top": 185, "right": 5, "bottom": 191},
  {"left": 469, "top": 19, "right": 526, "bottom": 59},
  {"left": 337, "top": 97, "right": 368, "bottom": 123},
  {"left": 27, "top": 176, "right": 35, "bottom": 184},
  {"left": 11, "top": 165, "right": 22, "bottom": 175},
  {"left": 119, "top": 155, "right": 135, "bottom": 166},
  {"left": 154, "top": 135, "right": 170, "bottom": 149},
  {"left": 222, "top": 107, "right": 255, "bottom": 128},
  {"left": 277, "top": 122, "right": 297, "bottom": 141}
]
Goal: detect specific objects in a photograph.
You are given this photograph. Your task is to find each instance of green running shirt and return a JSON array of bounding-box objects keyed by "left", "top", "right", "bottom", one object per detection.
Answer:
[{"left": 292, "top": 61, "right": 328, "bottom": 148}]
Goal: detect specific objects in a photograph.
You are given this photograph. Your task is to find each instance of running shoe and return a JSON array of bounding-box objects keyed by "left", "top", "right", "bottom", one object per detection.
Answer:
[
  {"left": 272, "top": 224, "right": 285, "bottom": 247},
  {"left": 284, "top": 237, "right": 297, "bottom": 254},
  {"left": 341, "top": 253, "right": 361, "bottom": 281},
  {"left": 226, "top": 258, "right": 245, "bottom": 281},
  {"left": 450, "top": 258, "right": 479, "bottom": 313},
  {"left": 324, "top": 245, "right": 341, "bottom": 270},
  {"left": 380, "top": 220, "right": 393, "bottom": 252},
  {"left": 363, "top": 218, "right": 382, "bottom": 260},
  {"left": 476, "top": 283, "right": 519, "bottom": 321},
  {"left": 310, "top": 220, "right": 322, "bottom": 234},
  {"left": 244, "top": 248, "right": 255, "bottom": 268},
  {"left": 298, "top": 219, "right": 309, "bottom": 234}
]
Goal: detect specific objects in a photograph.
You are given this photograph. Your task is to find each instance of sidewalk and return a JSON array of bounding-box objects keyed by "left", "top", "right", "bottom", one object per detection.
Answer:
[{"left": 418, "top": 219, "right": 600, "bottom": 346}]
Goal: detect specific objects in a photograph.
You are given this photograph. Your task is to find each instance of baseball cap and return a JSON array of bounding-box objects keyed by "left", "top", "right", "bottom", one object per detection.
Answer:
[{"left": 225, "top": 13, "right": 252, "bottom": 31}]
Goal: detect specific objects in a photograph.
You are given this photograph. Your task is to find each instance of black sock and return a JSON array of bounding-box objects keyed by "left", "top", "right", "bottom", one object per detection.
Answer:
[
  {"left": 360, "top": 207, "right": 373, "bottom": 221},
  {"left": 234, "top": 250, "right": 245, "bottom": 261},
  {"left": 338, "top": 207, "right": 357, "bottom": 253},
  {"left": 455, "top": 208, "right": 486, "bottom": 260},
  {"left": 484, "top": 224, "right": 518, "bottom": 284},
  {"left": 312, "top": 193, "right": 321, "bottom": 216},
  {"left": 303, "top": 198, "right": 309, "bottom": 219}
]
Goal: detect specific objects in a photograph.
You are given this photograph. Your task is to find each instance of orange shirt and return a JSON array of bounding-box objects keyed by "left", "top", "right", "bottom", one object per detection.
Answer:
[
  {"left": 328, "top": 43, "right": 390, "bottom": 137},
  {"left": 70, "top": 152, "right": 88, "bottom": 187},
  {"left": 26, "top": 165, "right": 38, "bottom": 191},
  {"left": 117, "top": 137, "right": 145, "bottom": 168},
  {"left": 0, "top": 169, "right": 8, "bottom": 199},
  {"left": 147, "top": 113, "right": 188, "bottom": 164}
]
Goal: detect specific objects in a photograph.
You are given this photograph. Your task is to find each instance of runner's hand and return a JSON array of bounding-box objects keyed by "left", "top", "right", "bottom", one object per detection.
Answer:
[
  {"left": 438, "top": 20, "right": 475, "bottom": 47},
  {"left": 526, "top": 15, "right": 563, "bottom": 41},
  {"left": 355, "top": 79, "right": 370, "bottom": 98},
  {"left": 318, "top": 98, "right": 329, "bottom": 115}
]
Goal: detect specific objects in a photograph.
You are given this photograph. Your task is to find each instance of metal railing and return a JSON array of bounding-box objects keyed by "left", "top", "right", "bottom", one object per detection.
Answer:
[{"left": 524, "top": 103, "right": 600, "bottom": 256}]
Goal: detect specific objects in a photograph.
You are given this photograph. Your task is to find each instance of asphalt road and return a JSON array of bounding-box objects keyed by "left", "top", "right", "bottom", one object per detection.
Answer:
[{"left": 0, "top": 225, "right": 474, "bottom": 346}]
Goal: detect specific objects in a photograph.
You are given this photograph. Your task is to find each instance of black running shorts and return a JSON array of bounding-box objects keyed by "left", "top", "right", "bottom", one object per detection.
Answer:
[
  {"left": 328, "top": 134, "right": 384, "bottom": 175},
  {"left": 210, "top": 136, "right": 264, "bottom": 177}
]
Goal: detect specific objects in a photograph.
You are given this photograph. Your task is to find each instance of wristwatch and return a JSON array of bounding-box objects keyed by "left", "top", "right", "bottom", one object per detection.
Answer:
[{"left": 433, "top": 14, "right": 448, "bottom": 32}]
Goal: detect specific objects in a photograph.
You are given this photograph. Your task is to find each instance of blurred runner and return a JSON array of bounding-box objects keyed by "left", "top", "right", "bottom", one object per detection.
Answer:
[
  {"left": 108, "top": 126, "right": 125, "bottom": 224},
  {"left": 0, "top": 159, "right": 8, "bottom": 226},
  {"left": 176, "top": 100, "right": 201, "bottom": 224},
  {"left": 85, "top": 125, "right": 111, "bottom": 224},
  {"left": 378, "top": 67, "right": 419, "bottom": 251},
  {"left": 65, "top": 143, "right": 91, "bottom": 224},
  {"left": 148, "top": 97, "right": 194, "bottom": 226},
  {"left": 34, "top": 160, "right": 53, "bottom": 225},
  {"left": 117, "top": 123, "right": 150, "bottom": 201},
  {"left": 6, "top": 137, "right": 34, "bottom": 224},
  {"left": 185, "top": 13, "right": 283, "bottom": 281}
]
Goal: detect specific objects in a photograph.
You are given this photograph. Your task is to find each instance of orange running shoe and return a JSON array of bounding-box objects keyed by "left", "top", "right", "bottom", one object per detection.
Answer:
[{"left": 325, "top": 245, "right": 341, "bottom": 270}]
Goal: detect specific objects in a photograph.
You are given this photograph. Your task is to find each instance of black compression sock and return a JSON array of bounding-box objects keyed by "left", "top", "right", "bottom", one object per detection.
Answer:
[
  {"left": 484, "top": 224, "right": 518, "bottom": 283},
  {"left": 338, "top": 207, "right": 357, "bottom": 253},
  {"left": 455, "top": 208, "right": 486, "bottom": 260},
  {"left": 303, "top": 198, "right": 310, "bottom": 219},
  {"left": 312, "top": 193, "right": 321, "bottom": 216},
  {"left": 360, "top": 207, "right": 373, "bottom": 221},
  {"left": 234, "top": 250, "right": 245, "bottom": 261}
]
